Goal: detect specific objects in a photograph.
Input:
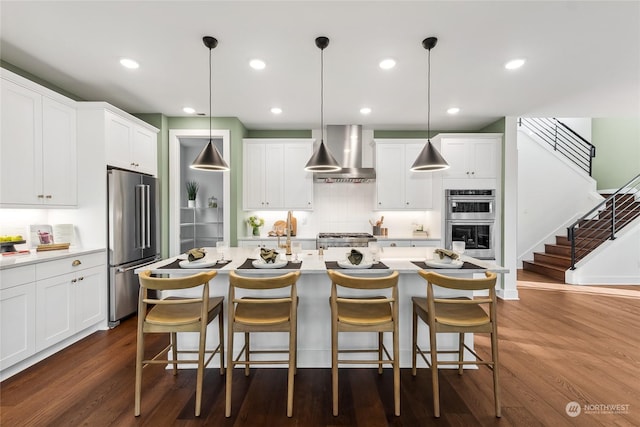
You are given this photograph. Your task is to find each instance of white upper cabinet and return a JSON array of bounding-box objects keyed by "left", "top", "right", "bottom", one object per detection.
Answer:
[
  {"left": 438, "top": 135, "right": 500, "bottom": 180},
  {"left": 1, "top": 72, "right": 77, "bottom": 207},
  {"left": 77, "top": 103, "right": 158, "bottom": 176},
  {"left": 243, "top": 139, "right": 314, "bottom": 210},
  {"left": 375, "top": 140, "right": 433, "bottom": 210},
  {"left": 105, "top": 110, "right": 157, "bottom": 175}
]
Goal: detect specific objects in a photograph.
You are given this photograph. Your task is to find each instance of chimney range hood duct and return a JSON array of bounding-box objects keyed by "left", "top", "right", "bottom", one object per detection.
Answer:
[{"left": 314, "top": 125, "right": 376, "bottom": 183}]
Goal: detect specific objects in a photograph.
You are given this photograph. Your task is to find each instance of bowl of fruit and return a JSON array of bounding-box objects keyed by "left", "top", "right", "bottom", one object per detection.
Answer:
[{"left": 0, "top": 235, "right": 26, "bottom": 253}]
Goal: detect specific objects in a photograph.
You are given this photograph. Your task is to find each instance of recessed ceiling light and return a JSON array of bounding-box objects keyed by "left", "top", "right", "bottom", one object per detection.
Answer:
[
  {"left": 119, "top": 58, "right": 139, "bottom": 69},
  {"left": 360, "top": 107, "right": 372, "bottom": 115},
  {"left": 183, "top": 107, "right": 196, "bottom": 114},
  {"left": 447, "top": 107, "right": 460, "bottom": 115},
  {"left": 271, "top": 107, "right": 282, "bottom": 114},
  {"left": 379, "top": 59, "right": 396, "bottom": 70},
  {"left": 505, "top": 58, "right": 525, "bottom": 70},
  {"left": 250, "top": 59, "right": 266, "bottom": 70}
]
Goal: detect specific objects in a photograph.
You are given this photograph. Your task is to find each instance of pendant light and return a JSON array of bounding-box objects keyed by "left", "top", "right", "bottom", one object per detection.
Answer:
[
  {"left": 191, "top": 36, "right": 230, "bottom": 171},
  {"left": 304, "top": 36, "right": 341, "bottom": 172},
  {"left": 410, "top": 37, "right": 449, "bottom": 172}
]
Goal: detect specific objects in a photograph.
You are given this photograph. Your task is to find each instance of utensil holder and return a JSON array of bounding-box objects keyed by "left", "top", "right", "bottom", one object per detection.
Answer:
[{"left": 372, "top": 226, "right": 381, "bottom": 236}]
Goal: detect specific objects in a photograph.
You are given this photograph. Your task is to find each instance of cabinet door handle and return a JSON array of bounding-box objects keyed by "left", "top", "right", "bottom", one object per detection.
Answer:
[
  {"left": 78, "top": 276, "right": 84, "bottom": 281},
  {"left": 471, "top": 171, "right": 475, "bottom": 175},
  {"left": 38, "top": 194, "right": 45, "bottom": 198},
  {"left": 406, "top": 201, "right": 409, "bottom": 205},
  {"left": 71, "top": 278, "right": 77, "bottom": 283},
  {"left": 72, "top": 259, "right": 82, "bottom": 266},
  {"left": 46, "top": 195, "right": 52, "bottom": 199},
  {"left": 131, "top": 162, "right": 136, "bottom": 166},
  {"left": 390, "top": 243, "right": 397, "bottom": 247}
]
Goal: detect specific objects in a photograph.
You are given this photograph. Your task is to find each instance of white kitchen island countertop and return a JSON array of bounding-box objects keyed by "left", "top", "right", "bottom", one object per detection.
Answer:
[
  {"left": 137, "top": 246, "right": 507, "bottom": 275},
  {"left": 135, "top": 246, "right": 507, "bottom": 369}
]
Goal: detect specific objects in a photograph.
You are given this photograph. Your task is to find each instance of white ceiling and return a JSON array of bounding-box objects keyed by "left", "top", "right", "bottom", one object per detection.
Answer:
[{"left": 1, "top": 1, "right": 639, "bottom": 131}]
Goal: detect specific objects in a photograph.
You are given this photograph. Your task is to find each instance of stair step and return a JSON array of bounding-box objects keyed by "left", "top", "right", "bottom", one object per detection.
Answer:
[
  {"left": 522, "top": 261, "right": 566, "bottom": 282},
  {"left": 545, "top": 243, "right": 571, "bottom": 256},
  {"left": 533, "top": 252, "right": 571, "bottom": 268}
]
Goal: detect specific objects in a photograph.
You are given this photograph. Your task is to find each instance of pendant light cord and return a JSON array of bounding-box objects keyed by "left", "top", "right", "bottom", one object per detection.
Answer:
[
  {"left": 427, "top": 46, "right": 431, "bottom": 140},
  {"left": 209, "top": 45, "right": 213, "bottom": 141},
  {"left": 320, "top": 46, "right": 324, "bottom": 143}
]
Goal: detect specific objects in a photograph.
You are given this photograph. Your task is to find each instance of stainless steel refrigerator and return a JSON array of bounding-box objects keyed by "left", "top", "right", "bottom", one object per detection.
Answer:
[{"left": 107, "top": 169, "right": 159, "bottom": 327}]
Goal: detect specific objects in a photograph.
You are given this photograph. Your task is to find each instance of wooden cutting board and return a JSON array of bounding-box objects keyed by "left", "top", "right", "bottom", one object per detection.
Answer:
[{"left": 37, "top": 243, "right": 70, "bottom": 251}]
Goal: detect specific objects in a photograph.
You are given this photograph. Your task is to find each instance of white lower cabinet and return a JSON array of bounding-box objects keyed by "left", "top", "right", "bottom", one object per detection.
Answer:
[
  {"left": 0, "top": 250, "right": 106, "bottom": 375},
  {"left": 35, "top": 265, "right": 104, "bottom": 351},
  {"left": 0, "top": 281, "right": 36, "bottom": 370}
]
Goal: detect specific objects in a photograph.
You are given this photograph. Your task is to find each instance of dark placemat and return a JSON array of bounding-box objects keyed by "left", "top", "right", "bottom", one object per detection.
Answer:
[
  {"left": 238, "top": 258, "right": 302, "bottom": 270},
  {"left": 411, "top": 260, "right": 484, "bottom": 270},
  {"left": 325, "top": 261, "right": 389, "bottom": 270},
  {"left": 158, "top": 259, "right": 232, "bottom": 269}
]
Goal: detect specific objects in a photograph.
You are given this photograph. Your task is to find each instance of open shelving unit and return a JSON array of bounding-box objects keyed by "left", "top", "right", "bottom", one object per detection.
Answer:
[{"left": 180, "top": 206, "right": 223, "bottom": 252}]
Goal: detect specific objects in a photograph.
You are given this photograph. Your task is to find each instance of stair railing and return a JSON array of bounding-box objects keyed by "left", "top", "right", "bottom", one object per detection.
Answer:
[
  {"left": 518, "top": 117, "right": 596, "bottom": 175},
  {"left": 567, "top": 173, "right": 640, "bottom": 269}
]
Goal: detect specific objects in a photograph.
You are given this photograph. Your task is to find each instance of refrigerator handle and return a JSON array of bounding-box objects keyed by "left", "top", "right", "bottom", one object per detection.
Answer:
[
  {"left": 144, "top": 184, "right": 151, "bottom": 249},
  {"left": 135, "top": 184, "right": 144, "bottom": 249}
]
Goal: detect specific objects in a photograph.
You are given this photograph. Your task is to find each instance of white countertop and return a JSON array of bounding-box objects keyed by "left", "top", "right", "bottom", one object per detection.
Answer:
[
  {"left": 136, "top": 246, "right": 507, "bottom": 276},
  {"left": 0, "top": 247, "right": 106, "bottom": 269}
]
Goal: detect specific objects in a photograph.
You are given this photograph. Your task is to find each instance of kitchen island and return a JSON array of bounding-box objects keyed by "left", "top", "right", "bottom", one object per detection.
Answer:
[{"left": 137, "top": 247, "right": 508, "bottom": 368}]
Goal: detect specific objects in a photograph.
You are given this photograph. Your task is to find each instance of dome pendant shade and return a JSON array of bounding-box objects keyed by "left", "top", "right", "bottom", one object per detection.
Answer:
[
  {"left": 191, "top": 140, "right": 229, "bottom": 171},
  {"left": 305, "top": 36, "right": 341, "bottom": 173},
  {"left": 412, "top": 36, "right": 449, "bottom": 172},
  {"left": 304, "top": 140, "right": 341, "bottom": 172},
  {"left": 410, "top": 140, "right": 450, "bottom": 172},
  {"left": 191, "top": 35, "right": 229, "bottom": 171}
]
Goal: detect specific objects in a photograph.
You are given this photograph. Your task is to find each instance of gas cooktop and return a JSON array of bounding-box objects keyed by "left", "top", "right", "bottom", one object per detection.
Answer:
[
  {"left": 316, "top": 233, "right": 377, "bottom": 248},
  {"left": 317, "top": 232, "right": 375, "bottom": 238}
]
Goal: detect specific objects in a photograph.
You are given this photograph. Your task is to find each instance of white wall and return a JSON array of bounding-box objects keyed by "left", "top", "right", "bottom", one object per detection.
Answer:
[
  {"left": 557, "top": 117, "right": 592, "bottom": 141},
  {"left": 517, "top": 130, "right": 601, "bottom": 264},
  {"left": 566, "top": 219, "right": 640, "bottom": 284}
]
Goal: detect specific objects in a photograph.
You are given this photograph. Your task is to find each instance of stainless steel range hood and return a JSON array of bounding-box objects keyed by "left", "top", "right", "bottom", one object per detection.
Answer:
[{"left": 314, "top": 125, "right": 376, "bottom": 183}]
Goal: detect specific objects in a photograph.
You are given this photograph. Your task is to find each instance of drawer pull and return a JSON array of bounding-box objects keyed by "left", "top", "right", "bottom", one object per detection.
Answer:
[
  {"left": 71, "top": 278, "right": 77, "bottom": 283},
  {"left": 72, "top": 259, "right": 82, "bottom": 266},
  {"left": 78, "top": 276, "right": 84, "bottom": 281}
]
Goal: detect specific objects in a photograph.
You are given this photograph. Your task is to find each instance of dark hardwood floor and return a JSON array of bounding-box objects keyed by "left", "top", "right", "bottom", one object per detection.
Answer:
[{"left": 2, "top": 270, "right": 639, "bottom": 426}]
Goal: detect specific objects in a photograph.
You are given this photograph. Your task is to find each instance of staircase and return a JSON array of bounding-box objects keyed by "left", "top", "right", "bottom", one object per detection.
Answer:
[{"left": 523, "top": 178, "right": 640, "bottom": 281}]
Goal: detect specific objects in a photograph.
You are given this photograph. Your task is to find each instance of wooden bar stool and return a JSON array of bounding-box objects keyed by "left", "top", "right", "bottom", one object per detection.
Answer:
[
  {"left": 327, "top": 269, "right": 400, "bottom": 416},
  {"left": 134, "top": 270, "right": 224, "bottom": 417},
  {"left": 412, "top": 270, "right": 500, "bottom": 418},
  {"left": 225, "top": 270, "right": 301, "bottom": 418}
]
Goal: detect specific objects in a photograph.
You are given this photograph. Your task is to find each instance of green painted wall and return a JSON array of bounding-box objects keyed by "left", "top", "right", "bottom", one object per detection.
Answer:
[
  {"left": 591, "top": 118, "right": 640, "bottom": 190},
  {"left": 246, "top": 129, "right": 311, "bottom": 138}
]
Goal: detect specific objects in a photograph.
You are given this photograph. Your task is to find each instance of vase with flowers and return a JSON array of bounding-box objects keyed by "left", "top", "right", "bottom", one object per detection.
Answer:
[{"left": 247, "top": 215, "right": 265, "bottom": 237}]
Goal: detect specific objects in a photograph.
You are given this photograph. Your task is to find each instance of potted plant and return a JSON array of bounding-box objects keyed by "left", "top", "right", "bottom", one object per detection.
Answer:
[
  {"left": 186, "top": 181, "right": 199, "bottom": 208},
  {"left": 247, "top": 215, "right": 265, "bottom": 237}
]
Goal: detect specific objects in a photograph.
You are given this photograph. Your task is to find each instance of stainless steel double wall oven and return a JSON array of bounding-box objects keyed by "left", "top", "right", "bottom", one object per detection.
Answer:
[{"left": 445, "top": 189, "right": 496, "bottom": 259}]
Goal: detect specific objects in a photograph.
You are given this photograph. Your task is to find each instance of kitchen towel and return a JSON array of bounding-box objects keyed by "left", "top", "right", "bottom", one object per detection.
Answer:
[
  {"left": 411, "top": 261, "right": 484, "bottom": 270},
  {"left": 325, "top": 261, "right": 389, "bottom": 270},
  {"left": 238, "top": 258, "right": 302, "bottom": 270}
]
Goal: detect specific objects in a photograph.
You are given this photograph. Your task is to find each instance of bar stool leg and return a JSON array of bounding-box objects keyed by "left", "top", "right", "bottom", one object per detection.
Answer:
[
  {"left": 458, "top": 332, "right": 465, "bottom": 375},
  {"left": 411, "top": 306, "right": 418, "bottom": 376},
  {"left": 244, "top": 332, "right": 250, "bottom": 376},
  {"left": 378, "top": 332, "right": 384, "bottom": 374},
  {"left": 430, "top": 329, "right": 440, "bottom": 418}
]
